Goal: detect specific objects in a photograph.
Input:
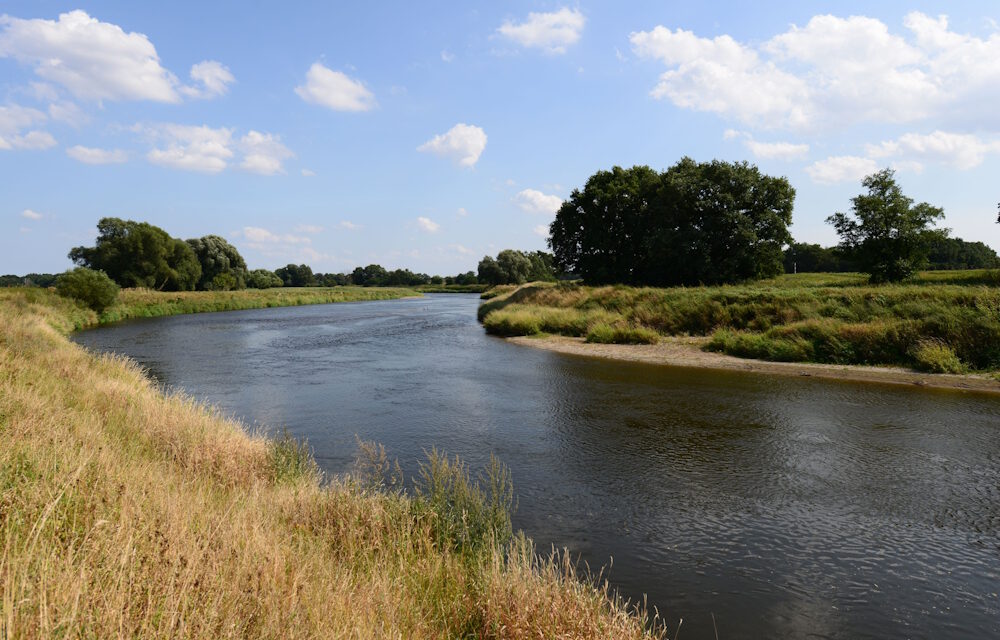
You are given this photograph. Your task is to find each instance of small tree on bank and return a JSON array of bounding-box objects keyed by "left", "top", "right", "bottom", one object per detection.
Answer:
[
  {"left": 55, "top": 267, "right": 119, "bottom": 312},
  {"left": 827, "top": 169, "right": 945, "bottom": 283}
]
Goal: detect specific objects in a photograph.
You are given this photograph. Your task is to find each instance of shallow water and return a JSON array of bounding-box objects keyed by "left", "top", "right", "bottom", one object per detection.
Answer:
[{"left": 73, "top": 294, "right": 1000, "bottom": 639}]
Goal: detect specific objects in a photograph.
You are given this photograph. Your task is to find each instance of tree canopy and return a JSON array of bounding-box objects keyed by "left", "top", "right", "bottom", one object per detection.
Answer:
[
  {"left": 187, "top": 235, "right": 248, "bottom": 290},
  {"left": 477, "top": 250, "right": 556, "bottom": 285},
  {"left": 69, "top": 218, "right": 201, "bottom": 291},
  {"left": 827, "top": 169, "right": 945, "bottom": 283},
  {"left": 549, "top": 159, "right": 794, "bottom": 286},
  {"left": 275, "top": 264, "right": 317, "bottom": 287}
]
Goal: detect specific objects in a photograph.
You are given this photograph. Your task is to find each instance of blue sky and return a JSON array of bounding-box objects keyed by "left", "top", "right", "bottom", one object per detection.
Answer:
[{"left": 3, "top": 1, "right": 1000, "bottom": 275}]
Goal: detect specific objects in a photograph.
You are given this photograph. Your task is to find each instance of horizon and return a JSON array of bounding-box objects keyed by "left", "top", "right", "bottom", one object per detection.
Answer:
[{"left": 3, "top": 1, "right": 1000, "bottom": 274}]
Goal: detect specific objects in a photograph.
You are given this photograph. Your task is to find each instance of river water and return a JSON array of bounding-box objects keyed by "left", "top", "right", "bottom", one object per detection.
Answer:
[{"left": 72, "top": 294, "right": 1000, "bottom": 639}]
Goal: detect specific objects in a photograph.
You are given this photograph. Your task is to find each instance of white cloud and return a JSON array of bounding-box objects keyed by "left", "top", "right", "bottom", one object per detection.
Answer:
[
  {"left": 339, "top": 220, "right": 362, "bottom": 231},
  {"left": 241, "top": 226, "right": 310, "bottom": 245},
  {"left": 0, "top": 104, "right": 55, "bottom": 150},
  {"left": 452, "top": 244, "right": 473, "bottom": 255},
  {"left": 20, "top": 208, "right": 43, "bottom": 220},
  {"left": 66, "top": 145, "right": 128, "bottom": 164},
  {"left": 631, "top": 12, "right": 1000, "bottom": 131},
  {"left": 0, "top": 10, "right": 228, "bottom": 104},
  {"left": 867, "top": 130, "right": 1000, "bottom": 170},
  {"left": 238, "top": 130, "right": 293, "bottom": 175},
  {"left": 294, "top": 224, "right": 324, "bottom": 234},
  {"left": 47, "top": 101, "right": 86, "bottom": 126},
  {"left": 441, "top": 50, "right": 455, "bottom": 62},
  {"left": 457, "top": 207, "right": 469, "bottom": 217},
  {"left": 416, "top": 216, "right": 440, "bottom": 232},
  {"left": 498, "top": 8, "right": 586, "bottom": 54},
  {"left": 533, "top": 224, "right": 549, "bottom": 237},
  {"left": 181, "top": 61, "right": 235, "bottom": 99},
  {"left": 295, "top": 62, "right": 376, "bottom": 112},
  {"left": 417, "top": 123, "right": 487, "bottom": 167},
  {"left": 513, "top": 188, "right": 563, "bottom": 215},
  {"left": 725, "top": 130, "right": 809, "bottom": 160},
  {"left": 805, "top": 156, "right": 879, "bottom": 185},
  {"left": 142, "top": 124, "right": 234, "bottom": 173},
  {"left": 301, "top": 168, "right": 316, "bottom": 177}
]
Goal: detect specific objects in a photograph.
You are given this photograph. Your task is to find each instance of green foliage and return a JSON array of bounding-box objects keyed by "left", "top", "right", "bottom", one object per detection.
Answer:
[
  {"left": 550, "top": 159, "right": 794, "bottom": 286},
  {"left": 0, "top": 273, "right": 59, "bottom": 287},
  {"left": 269, "top": 428, "right": 319, "bottom": 484},
  {"left": 910, "top": 339, "right": 964, "bottom": 374},
  {"left": 827, "top": 169, "right": 946, "bottom": 283},
  {"left": 275, "top": 263, "right": 316, "bottom": 287},
  {"left": 783, "top": 243, "right": 853, "bottom": 273},
  {"left": 246, "top": 268, "right": 283, "bottom": 289},
  {"left": 187, "top": 235, "right": 248, "bottom": 290},
  {"left": 414, "top": 450, "right": 514, "bottom": 557},
  {"left": 478, "top": 250, "right": 556, "bottom": 285},
  {"left": 925, "top": 236, "right": 1000, "bottom": 270},
  {"left": 586, "top": 322, "right": 659, "bottom": 344},
  {"left": 69, "top": 217, "right": 201, "bottom": 290},
  {"left": 54, "top": 267, "right": 120, "bottom": 312}
]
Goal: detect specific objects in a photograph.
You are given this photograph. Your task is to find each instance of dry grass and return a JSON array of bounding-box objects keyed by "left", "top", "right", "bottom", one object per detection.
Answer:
[{"left": 0, "top": 288, "right": 658, "bottom": 639}]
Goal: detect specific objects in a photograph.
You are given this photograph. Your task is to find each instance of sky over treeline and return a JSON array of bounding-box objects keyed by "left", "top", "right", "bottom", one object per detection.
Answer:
[{"left": 3, "top": 1, "right": 1000, "bottom": 274}]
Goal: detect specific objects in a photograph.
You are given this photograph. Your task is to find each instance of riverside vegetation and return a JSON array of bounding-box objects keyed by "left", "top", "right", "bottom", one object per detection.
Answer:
[
  {"left": 478, "top": 270, "right": 1000, "bottom": 374},
  {"left": 0, "top": 286, "right": 660, "bottom": 638}
]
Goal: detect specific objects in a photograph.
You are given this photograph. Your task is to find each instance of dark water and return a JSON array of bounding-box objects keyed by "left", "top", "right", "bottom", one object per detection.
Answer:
[{"left": 73, "top": 294, "right": 1000, "bottom": 639}]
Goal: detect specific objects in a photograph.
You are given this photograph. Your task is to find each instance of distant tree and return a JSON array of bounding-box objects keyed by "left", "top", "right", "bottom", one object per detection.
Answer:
[
  {"left": 186, "top": 235, "right": 248, "bottom": 290},
  {"left": 477, "top": 256, "right": 505, "bottom": 285},
  {"left": 55, "top": 267, "right": 119, "bottom": 312},
  {"left": 69, "top": 218, "right": 201, "bottom": 290},
  {"left": 783, "top": 243, "right": 853, "bottom": 273},
  {"left": 453, "top": 271, "right": 478, "bottom": 285},
  {"left": 350, "top": 264, "right": 388, "bottom": 286},
  {"left": 275, "top": 263, "right": 316, "bottom": 287},
  {"left": 315, "top": 272, "right": 348, "bottom": 287},
  {"left": 925, "top": 237, "right": 1000, "bottom": 270},
  {"left": 247, "top": 269, "right": 283, "bottom": 289},
  {"left": 496, "top": 250, "right": 532, "bottom": 284},
  {"left": 0, "top": 275, "right": 21, "bottom": 287},
  {"left": 430, "top": 275, "right": 444, "bottom": 285},
  {"left": 827, "top": 169, "right": 945, "bottom": 283},
  {"left": 4, "top": 273, "right": 59, "bottom": 287}
]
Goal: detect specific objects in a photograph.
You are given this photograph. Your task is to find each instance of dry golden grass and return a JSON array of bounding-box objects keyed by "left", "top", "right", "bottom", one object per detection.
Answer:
[{"left": 0, "top": 288, "right": 658, "bottom": 639}]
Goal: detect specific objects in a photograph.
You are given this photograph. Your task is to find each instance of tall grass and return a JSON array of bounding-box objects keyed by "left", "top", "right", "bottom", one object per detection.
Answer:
[
  {"left": 478, "top": 271, "right": 1000, "bottom": 372},
  {"left": 0, "top": 288, "right": 659, "bottom": 639}
]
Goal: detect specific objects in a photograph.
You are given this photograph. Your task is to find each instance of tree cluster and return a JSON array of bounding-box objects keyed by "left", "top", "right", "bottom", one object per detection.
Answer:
[
  {"left": 477, "top": 250, "right": 555, "bottom": 285},
  {"left": 548, "top": 159, "right": 795, "bottom": 286},
  {"left": 783, "top": 243, "right": 854, "bottom": 273}
]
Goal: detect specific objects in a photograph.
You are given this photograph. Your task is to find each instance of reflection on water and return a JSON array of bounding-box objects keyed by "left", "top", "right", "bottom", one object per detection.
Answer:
[{"left": 73, "top": 294, "right": 1000, "bottom": 639}]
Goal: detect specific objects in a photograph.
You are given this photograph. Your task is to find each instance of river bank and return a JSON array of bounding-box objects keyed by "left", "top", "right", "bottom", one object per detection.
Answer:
[
  {"left": 0, "top": 288, "right": 658, "bottom": 639},
  {"left": 507, "top": 334, "right": 1000, "bottom": 394}
]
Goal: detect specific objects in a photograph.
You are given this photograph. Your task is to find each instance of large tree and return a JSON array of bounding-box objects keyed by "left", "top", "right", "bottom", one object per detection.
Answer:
[
  {"left": 69, "top": 218, "right": 201, "bottom": 290},
  {"left": 186, "top": 235, "right": 248, "bottom": 290},
  {"left": 548, "top": 159, "right": 794, "bottom": 286},
  {"left": 827, "top": 169, "right": 945, "bottom": 283},
  {"left": 275, "top": 264, "right": 316, "bottom": 287}
]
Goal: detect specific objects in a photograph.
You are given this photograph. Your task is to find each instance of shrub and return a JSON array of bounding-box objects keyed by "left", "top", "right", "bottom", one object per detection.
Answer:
[
  {"left": 55, "top": 267, "right": 119, "bottom": 312},
  {"left": 910, "top": 339, "right": 964, "bottom": 374}
]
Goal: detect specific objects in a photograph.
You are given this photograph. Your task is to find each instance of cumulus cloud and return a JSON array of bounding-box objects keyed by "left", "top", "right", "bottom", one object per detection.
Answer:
[
  {"left": 416, "top": 217, "right": 440, "bottom": 232},
  {"left": 631, "top": 12, "right": 1000, "bottom": 131},
  {"left": 66, "top": 145, "right": 128, "bottom": 164},
  {"left": 867, "top": 130, "right": 1000, "bottom": 171},
  {"left": 805, "top": 155, "right": 878, "bottom": 185},
  {"left": 533, "top": 224, "right": 550, "bottom": 237},
  {"left": 513, "top": 188, "right": 563, "bottom": 215},
  {"left": 724, "top": 130, "right": 809, "bottom": 160},
  {"left": 181, "top": 61, "right": 235, "bottom": 99},
  {"left": 452, "top": 244, "right": 473, "bottom": 255},
  {"left": 0, "top": 104, "right": 55, "bottom": 150},
  {"left": 498, "top": 8, "right": 586, "bottom": 54},
  {"left": 241, "top": 226, "right": 311, "bottom": 245},
  {"left": 294, "top": 224, "right": 324, "bottom": 234},
  {"left": 417, "top": 123, "right": 487, "bottom": 167},
  {"left": 339, "top": 221, "right": 362, "bottom": 230},
  {"left": 301, "top": 168, "right": 316, "bottom": 177},
  {"left": 20, "top": 208, "right": 43, "bottom": 220},
  {"left": 0, "top": 10, "right": 230, "bottom": 103},
  {"left": 238, "top": 130, "right": 294, "bottom": 175},
  {"left": 441, "top": 50, "right": 455, "bottom": 62},
  {"left": 457, "top": 207, "right": 469, "bottom": 217},
  {"left": 295, "top": 62, "right": 376, "bottom": 112}
]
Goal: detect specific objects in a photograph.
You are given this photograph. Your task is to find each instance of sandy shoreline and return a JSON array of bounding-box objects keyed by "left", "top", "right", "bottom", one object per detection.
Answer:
[{"left": 507, "top": 335, "right": 1000, "bottom": 394}]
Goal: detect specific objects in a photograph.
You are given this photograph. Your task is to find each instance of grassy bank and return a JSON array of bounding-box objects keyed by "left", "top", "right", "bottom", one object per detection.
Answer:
[
  {"left": 0, "top": 287, "right": 658, "bottom": 638},
  {"left": 415, "top": 284, "right": 490, "bottom": 294},
  {"left": 478, "top": 271, "right": 1000, "bottom": 373}
]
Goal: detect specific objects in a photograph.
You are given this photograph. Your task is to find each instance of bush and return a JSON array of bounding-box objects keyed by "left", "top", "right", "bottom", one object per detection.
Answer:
[
  {"left": 55, "top": 267, "right": 119, "bottom": 312},
  {"left": 910, "top": 339, "right": 964, "bottom": 374},
  {"left": 247, "top": 269, "right": 283, "bottom": 289}
]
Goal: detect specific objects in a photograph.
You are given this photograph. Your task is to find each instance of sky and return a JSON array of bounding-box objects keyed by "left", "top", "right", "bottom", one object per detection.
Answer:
[{"left": 3, "top": 1, "right": 1000, "bottom": 275}]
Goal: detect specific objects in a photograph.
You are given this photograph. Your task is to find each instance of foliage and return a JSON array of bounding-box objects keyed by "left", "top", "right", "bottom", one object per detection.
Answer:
[
  {"left": 925, "top": 236, "right": 1000, "bottom": 270},
  {"left": 478, "top": 250, "right": 556, "bottom": 285},
  {"left": 275, "top": 263, "right": 317, "bottom": 287},
  {"left": 54, "top": 267, "right": 120, "bottom": 312},
  {"left": 0, "top": 273, "right": 58, "bottom": 287},
  {"left": 549, "top": 159, "right": 794, "bottom": 286},
  {"left": 586, "top": 322, "right": 659, "bottom": 344},
  {"left": 783, "top": 243, "right": 853, "bottom": 273},
  {"left": 186, "top": 234, "right": 248, "bottom": 290},
  {"left": 827, "top": 169, "right": 946, "bottom": 283},
  {"left": 246, "top": 268, "right": 284, "bottom": 289},
  {"left": 910, "top": 339, "right": 964, "bottom": 374},
  {"left": 269, "top": 428, "right": 319, "bottom": 484},
  {"left": 69, "top": 217, "right": 201, "bottom": 290}
]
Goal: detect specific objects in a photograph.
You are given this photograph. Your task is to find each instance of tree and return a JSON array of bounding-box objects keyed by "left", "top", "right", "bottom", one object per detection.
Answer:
[
  {"left": 548, "top": 160, "right": 794, "bottom": 285},
  {"left": 275, "top": 264, "right": 316, "bottom": 287},
  {"left": 186, "top": 235, "right": 248, "bottom": 290},
  {"left": 496, "top": 250, "right": 532, "bottom": 284},
  {"left": 477, "top": 256, "right": 505, "bottom": 285},
  {"left": 55, "top": 267, "right": 119, "bottom": 312},
  {"left": 925, "top": 237, "right": 1000, "bottom": 270},
  {"left": 827, "top": 169, "right": 945, "bottom": 283},
  {"left": 783, "top": 243, "right": 852, "bottom": 273},
  {"left": 69, "top": 218, "right": 201, "bottom": 290},
  {"left": 247, "top": 269, "right": 283, "bottom": 289}
]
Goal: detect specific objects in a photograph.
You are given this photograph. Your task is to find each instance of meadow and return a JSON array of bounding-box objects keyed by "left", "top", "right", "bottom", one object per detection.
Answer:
[
  {"left": 0, "top": 287, "right": 658, "bottom": 638},
  {"left": 478, "top": 270, "right": 1000, "bottom": 374}
]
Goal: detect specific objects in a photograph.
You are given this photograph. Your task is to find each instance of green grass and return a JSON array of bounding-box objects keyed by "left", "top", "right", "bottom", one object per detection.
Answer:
[
  {"left": 478, "top": 271, "right": 1000, "bottom": 372},
  {"left": 414, "top": 283, "right": 489, "bottom": 293}
]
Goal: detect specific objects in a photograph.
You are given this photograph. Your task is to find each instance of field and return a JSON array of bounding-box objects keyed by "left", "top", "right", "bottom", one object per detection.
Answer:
[
  {"left": 0, "top": 288, "right": 658, "bottom": 639},
  {"left": 478, "top": 271, "right": 1000, "bottom": 373}
]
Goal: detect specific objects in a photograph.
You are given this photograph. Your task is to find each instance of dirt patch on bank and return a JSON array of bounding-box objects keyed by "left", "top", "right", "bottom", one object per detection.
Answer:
[{"left": 507, "top": 335, "right": 1000, "bottom": 394}]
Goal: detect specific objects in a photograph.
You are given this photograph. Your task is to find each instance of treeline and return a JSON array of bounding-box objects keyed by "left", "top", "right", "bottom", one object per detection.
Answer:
[{"left": 783, "top": 237, "right": 1000, "bottom": 273}]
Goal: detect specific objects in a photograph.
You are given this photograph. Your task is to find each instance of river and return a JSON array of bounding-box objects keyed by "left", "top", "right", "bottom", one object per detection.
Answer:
[{"left": 72, "top": 293, "right": 1000, "bottom": 639}]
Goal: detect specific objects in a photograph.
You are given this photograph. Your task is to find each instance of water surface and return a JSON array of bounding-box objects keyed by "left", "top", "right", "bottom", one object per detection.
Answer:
[{"left": 74, "top": 294, "right": 1000, "bottom": 639}]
